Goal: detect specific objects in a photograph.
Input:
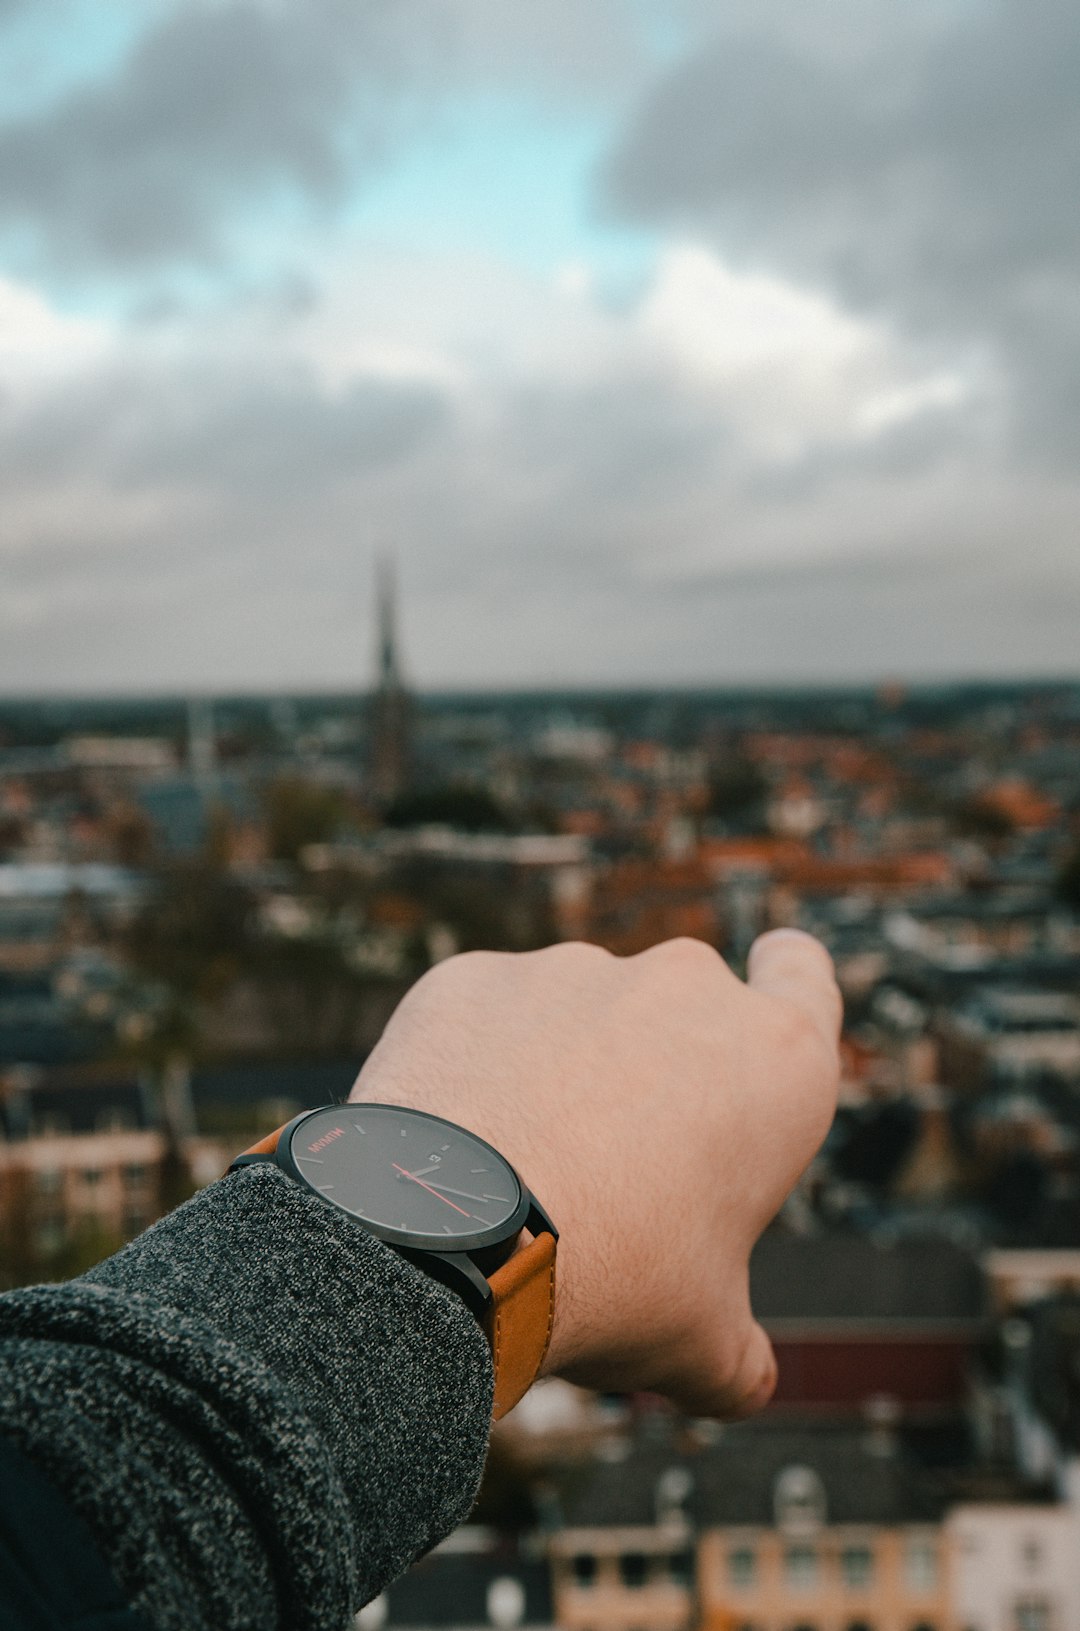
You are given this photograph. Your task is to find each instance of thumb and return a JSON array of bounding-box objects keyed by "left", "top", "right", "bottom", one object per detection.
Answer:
[{"left": 746, "top": 927, "right": 843, "bottom": 1050}]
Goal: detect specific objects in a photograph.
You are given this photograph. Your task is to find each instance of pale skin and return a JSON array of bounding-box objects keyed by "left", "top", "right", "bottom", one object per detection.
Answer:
[{"left": 350, "top": 929, "right": 842, "bottom": 1420}]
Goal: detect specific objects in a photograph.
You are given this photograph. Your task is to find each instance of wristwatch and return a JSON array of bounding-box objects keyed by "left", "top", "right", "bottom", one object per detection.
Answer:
[{"left": 228, "top": 1101, "right": 558, "bottom": 1419}]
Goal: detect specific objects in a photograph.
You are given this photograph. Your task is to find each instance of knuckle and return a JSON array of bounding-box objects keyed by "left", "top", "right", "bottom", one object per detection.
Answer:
[
  {"left": 440, "top": 948, "right": 501, "bottom": 974},
  {"left": 657, "top": 935, "right": 723, "bottom": 970},
  {"left": 554, "top": 939, "right": 613, "bottom": 965},
  {"left": 421, "top": 947, "right": 506, "bottom": 990}
]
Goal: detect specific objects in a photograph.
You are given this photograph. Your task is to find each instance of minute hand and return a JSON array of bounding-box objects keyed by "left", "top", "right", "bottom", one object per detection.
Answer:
[
  {"left": 391, "top": 1163, "right": 474, "bottom": 1218},
  {"left": 424, "top": 1181, "right": 508, "bottom": 1205}
]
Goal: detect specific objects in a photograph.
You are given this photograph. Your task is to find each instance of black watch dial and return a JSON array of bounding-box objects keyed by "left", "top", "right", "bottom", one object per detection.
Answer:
[{"left": 283, "top": 1102, "right": 525, "bottom": 1249}]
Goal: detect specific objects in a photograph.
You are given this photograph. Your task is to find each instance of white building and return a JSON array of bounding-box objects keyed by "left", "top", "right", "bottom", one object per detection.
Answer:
[{"left": 947, "top": 1500, "right": 1080, "bottom": 1631}]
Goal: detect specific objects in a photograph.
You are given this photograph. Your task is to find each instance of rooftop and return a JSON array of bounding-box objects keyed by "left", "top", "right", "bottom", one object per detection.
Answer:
[
  {"left": 0, "top": 1068, "right": 156, "bottom": 1139},
  {"left": 750, "top": 1233, "right": 987, "bottom": 1325},
  {"left": 384, "top": 1552, "right": 552, "bottom": 1628},
  {"left": 558, "top": 1420, "right": 945, "bottom": 1529}
]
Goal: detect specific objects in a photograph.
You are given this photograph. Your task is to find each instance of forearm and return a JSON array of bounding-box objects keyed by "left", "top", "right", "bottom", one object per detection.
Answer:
[{"left": 0, "top": 1164, "right": 493, "bottom": 1631}]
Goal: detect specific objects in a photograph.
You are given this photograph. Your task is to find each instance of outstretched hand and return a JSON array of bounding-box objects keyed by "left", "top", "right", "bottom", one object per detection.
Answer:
[{"left": 351, "top": 930, "right": 841, "bottom": 1419}]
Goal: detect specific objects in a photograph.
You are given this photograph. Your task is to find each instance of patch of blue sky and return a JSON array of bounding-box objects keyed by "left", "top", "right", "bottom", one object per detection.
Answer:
[
  {"left": 0, "top": 0, "right": 167, "bottom": 121},
  {"left": 343, "top": 94, "right": 659, "bottom": 302},
  {"left": 1, "top": 86, "right": 661, "bottom": 326},
  {"left": 629, "top": 0, "right": 695, "bottom": 65}
]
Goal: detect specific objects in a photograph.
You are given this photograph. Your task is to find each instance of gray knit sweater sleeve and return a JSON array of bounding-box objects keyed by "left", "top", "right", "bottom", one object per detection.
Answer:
[{"left": 0, "top": 1163, "right": 495, "bottom": 1631}]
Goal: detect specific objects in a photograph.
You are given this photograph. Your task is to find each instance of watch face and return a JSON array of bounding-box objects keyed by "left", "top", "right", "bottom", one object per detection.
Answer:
[{"left": 283, "top": 1102, "right": 525, "bottom": 1249}]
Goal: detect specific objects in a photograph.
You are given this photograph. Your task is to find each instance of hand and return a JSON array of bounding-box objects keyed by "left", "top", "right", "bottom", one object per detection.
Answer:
[{"left": 350, "top": 931, "right": 841, "bottom": 1419}]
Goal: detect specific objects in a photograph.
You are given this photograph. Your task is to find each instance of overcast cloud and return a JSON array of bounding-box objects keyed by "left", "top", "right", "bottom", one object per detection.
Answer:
[{"left": 0, "top": 0, "right": 1076, "bottom": 691}]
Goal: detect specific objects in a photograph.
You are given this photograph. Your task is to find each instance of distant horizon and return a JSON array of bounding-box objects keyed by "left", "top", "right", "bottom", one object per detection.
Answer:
[{"left": 1, "top": 673, "right": 1079, "bottom": 711}]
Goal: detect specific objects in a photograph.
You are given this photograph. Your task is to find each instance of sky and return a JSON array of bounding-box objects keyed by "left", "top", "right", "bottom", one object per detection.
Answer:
[{"left": 0, "top": 0, "right": 1078, "bottom": 693}]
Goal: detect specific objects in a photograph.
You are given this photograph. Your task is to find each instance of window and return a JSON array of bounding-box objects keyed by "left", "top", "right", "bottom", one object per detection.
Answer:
[
  {"left": 35, "top": 1221, "right": 65, "bottom": 1255},
  {"left": 619, "top": 1553, "right": 648, "bottom": 1589},
  {"left": 909, "top": 1622, "right": 937, "bottom": 1631},
  {"left": 123, "top": 1164, "right": 149, "bottom": 1187},
  {"left": 571, "top": 1555, "right": 596, "bottom": 1588},
  {"left": 487, "top": 1577, "right": 526, "bottom": 1628},
  {"left": 655, "top": 1465, "right": 693, "bottom": 1523},
  {"left": 1014, "top": 1601, "right": 1053, "bottom": 1631},
  {"left": 846, "top": 1621, "right": 874, "bottom": 1631},
  {"left": 81, "top": 1169, "right": 103, "bottom": 1188},
  {"left": 97, "top": 1110, "right": 132, "bottom": 1132},
  {"left": 34, "top": 1169, "right": 62, "bottom": 1196},
  {"left": 123, "top": 1210, "right": 147, "bottom": 1238},
  {"left": 785, "top": 1544, "right": 820, "bottom": 1590},
  {"left": 774, "top": 1465, "right": 827, "bottom": 1534},
  {"left": 906, "top": 1537, "right": 939, "bottom": 1591},
  {"left": 841, "top": 1545, "right": 875, "bottom": 1589},
  {"left": 728, "top": 1546, "right": 757, "bottom": 1588},
  {"left": 1021, "top": 1538, "right": 1042, "bottom": 1573},
  {"left": 668, "top": 1550, "right": 694, "bottom": 1587}
]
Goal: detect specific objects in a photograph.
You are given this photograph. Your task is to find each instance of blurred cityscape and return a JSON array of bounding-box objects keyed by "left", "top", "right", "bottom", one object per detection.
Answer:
[{"left": 1, "top": 580, "right": 1079, "bottom": 1631}]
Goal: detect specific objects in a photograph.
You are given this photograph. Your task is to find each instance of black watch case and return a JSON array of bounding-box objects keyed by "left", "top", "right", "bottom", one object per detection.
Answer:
[{"left": 229, "top": 1102, "right": 557, "bottom": 1321}]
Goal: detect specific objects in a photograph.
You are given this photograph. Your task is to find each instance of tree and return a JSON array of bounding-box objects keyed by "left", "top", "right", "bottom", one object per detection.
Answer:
[
  {"left": 1058, "top": 841, "right": 1080, "bottom": 911},
  {"left": 126, "top": 862, "right": 254, "bottom": 1002},
  {"left": 264, "top": 777, "right": 351, "bottom": 863},
  {"left": 107, "top": 802, "right": 156, "bottom": 867},
  {"left": 950, "top": 795, "right": 1015, "bottom": 842},
  {"left": 384, "top": 784, "right": 514, "bottom": 832},
  {"left": 705, "top": 755, "right": 769, "bottom": 829}
]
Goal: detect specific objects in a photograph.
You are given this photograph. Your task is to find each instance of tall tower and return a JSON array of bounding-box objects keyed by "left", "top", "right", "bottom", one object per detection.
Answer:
[
  {"left": 369, "top": 556, "right": 413, "bottom": 805},
  {"left": 187, "top": 696, "right": 217, "bottom": 794}
]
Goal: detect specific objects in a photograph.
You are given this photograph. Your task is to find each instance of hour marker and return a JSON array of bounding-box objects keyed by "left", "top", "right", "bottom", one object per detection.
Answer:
[
  {"left": 483, "top": 1195, "right": 509, "bottom": 1203},
  {"left": 400, "top": 1129, "right": 407, "bottom": 1137},
  {"left": 297, "top": 1156, "right": 325, "bottom": 1165},
  {"left": 441, "top": 1144, "right": 450, "bottom": 1151},
  {"left": 317, "top": 1183, "right": 335, "bottom": 1191},
  {"left": 443, "top": 1224, "right": 453, "bottom": 1234},
  {"left": 470, "top": 1167, "right": 489, "bottom": 1174},
  {"left": 354, "top": 1123, "right": 365, "bottom": 1134}
]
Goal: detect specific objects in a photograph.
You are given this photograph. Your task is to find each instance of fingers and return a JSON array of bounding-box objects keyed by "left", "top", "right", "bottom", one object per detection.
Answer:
[
  {"left": 746, "top": 927, "right": 843, "bottom": 1049},
  {"left": 727, "top": 1318, "right": 778, "bottom": 1419},
  {"left": 668, "top": 1313, "right": 778, "bottom": 1421}
]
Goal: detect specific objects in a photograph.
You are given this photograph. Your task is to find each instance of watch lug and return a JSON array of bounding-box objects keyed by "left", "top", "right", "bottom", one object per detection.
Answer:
[
  {"left": 227, "top": 1153, "right": 276, "bottom": 1173},
  {"left": 525, "top": 1195, "right": 558, "bottom": 1244},
  {"left": 398, "top": 1248, "right": 494, "bottom": 1321}
]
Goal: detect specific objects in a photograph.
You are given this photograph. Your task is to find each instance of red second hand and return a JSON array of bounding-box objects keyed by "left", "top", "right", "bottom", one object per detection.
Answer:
[{"left": 392, "top": 1162, "right": 473, "bottom": 1218}]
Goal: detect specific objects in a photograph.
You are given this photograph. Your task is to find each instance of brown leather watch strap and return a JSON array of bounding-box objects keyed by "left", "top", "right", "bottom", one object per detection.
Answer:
[
  {"left": 232, "top": 1123, "right": 557, "bottom": 1419},
  {"left": 485, "top": 1230, "right": 557, "bottom": 1420},
  {"left": 237, "top": 1125, "right": 284, "bottom": 1159}
]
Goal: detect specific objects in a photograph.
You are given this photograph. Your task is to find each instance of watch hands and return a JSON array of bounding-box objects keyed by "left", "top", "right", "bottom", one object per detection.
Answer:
[
  {"left": 391, "top": 1162, "right": 476, "bottom": 1220},
  {"left": 420, "top": 1181, "right": 505, "bottom": 1206}
]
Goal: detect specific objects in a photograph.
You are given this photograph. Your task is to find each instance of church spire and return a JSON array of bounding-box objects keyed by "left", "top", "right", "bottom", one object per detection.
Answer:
[
  {"left": 376, "top": 554, "right": 402, "bottom": 690},
  {"left": 369, "top": 555, "right": 412, "bottom": 805}
]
